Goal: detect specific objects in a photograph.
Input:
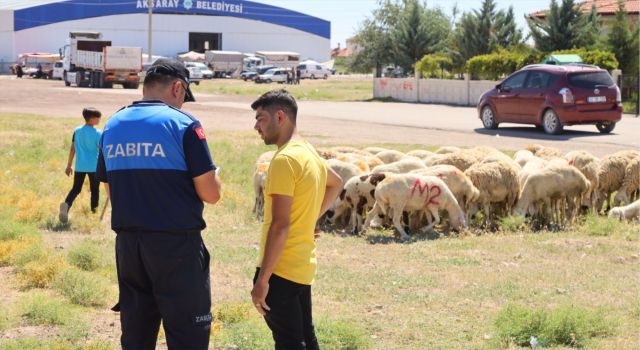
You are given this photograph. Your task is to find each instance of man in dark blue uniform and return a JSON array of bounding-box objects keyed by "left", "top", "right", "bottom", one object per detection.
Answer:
[{"left": 96, "top": 58, "right": 221, "bottom": 350}]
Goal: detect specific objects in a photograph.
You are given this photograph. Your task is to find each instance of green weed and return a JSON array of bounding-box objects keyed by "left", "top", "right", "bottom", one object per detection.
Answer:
[
  {"left": 53, "top": 267, "right": 113, "bottom": 307},
  {"left": 67, "top": 239, "right": 107, "bottom": 271},
  {"left": 316, "top": 318, "right": 372, "bottom": 349},
  {"left": 19, "top": 291, "right": 75, "bottom": 326},
  {"left": 493, "top": 303, "right": 613, "bottom": 348}
]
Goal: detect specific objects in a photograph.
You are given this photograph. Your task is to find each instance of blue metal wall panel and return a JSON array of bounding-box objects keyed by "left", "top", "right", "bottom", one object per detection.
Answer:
[{"left": 14, "top": 0, "right": 330, "bottom": 39}]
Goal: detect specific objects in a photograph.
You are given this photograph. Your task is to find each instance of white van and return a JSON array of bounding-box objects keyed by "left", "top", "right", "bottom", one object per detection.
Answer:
[{"left": 297, "top": 63, "right": 331, "bottom": 79}]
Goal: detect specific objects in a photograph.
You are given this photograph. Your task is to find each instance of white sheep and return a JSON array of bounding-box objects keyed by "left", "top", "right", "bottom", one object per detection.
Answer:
[
  {"left": 435, "top": 146, "right": 461, "bottom": 154},
  {"left": 464, "top": 160, "right": 519, "bottom": 227},
  {"left": 565, "top": 150, "right": 600, "bottom": 210},
  {"left": 614, "top": 157, "right": 639, "bottom": 206},
  {"left": 524, "top": 144, "right": 563, "bottom": 160},
  {"left": 608, "top": 199, "right": 640, "bottom": 222},
  {"left": 596, "top": 154, "right": 629, "bottom": 212},
  {"left": 406, "top": 149, "right": 435, "bottom": 159},
  {"left": 513, "top": 150, "right": 534, "bottom": 168},
  {"left": 376, "top": 150, "right": 407, "bottom": 164},
  {"left": 514, "top": 163, "right": 590, "bottom": 226},
  {"left": 252, "top": 162, "right": 270, "bottom": 219},
  {"left": 429, "top": 151, "right": 479, "bottom": 172},
  {"left": 372, "top": 157, "right": 426, "bottom": 174},
  {"left": 363, "top": 147, "right": 390, "bottom": 155},
  {"left": 364, "top": 174, "right": 466, "bottom": 239},
  {"left": 411, "top": 165, "right": 480, "bottom": 218},
  {"left": 335, "top": 153, "right": 371, "bottom": 173}
]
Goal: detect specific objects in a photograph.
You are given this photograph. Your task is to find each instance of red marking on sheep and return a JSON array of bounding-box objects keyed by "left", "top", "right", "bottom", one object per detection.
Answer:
[
  {"left": 427, "top": 185, "right": 441, "bottom": 206},
  {"left": 410, "top": 179, "right": 441, "bottom": 206},
  {"left": 411, "top": 179, "right": 429, "bottom": 196}
]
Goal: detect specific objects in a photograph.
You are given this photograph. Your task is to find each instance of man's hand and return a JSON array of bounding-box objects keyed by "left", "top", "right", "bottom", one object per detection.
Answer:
[
  {"left": 251, "top": 280, "right": 271, "bottom": 316},
  {"left": 65, "top": 166, "right": 72, "bottom": 177}
]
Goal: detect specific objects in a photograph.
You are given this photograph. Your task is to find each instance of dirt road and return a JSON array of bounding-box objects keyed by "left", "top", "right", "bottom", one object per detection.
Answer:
[{"left": 1, "top": 77, "right": 638, "bottom": 156}]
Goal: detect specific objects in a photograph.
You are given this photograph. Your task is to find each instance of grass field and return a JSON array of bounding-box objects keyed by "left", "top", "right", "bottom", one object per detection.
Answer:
[
  {"left": 190, "top": 78, "right": 373, "bottom": 102},
  {"left": 0, "top": 113, "right": 639, "bottom": 349}
]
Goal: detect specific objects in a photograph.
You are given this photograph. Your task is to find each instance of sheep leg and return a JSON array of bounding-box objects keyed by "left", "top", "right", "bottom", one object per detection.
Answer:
[
  {"left": 364, "top": 202, "right": 382, "bottom": 230},
  {"left": 391, "top": 206, "right": 410, "bottom": 240},
  {"left": 420, "top": 206, "right": 440, "bottom": 233}
]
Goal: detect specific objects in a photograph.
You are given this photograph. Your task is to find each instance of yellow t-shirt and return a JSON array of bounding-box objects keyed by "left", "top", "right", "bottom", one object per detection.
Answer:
[{"left": 258, "top": 140, "right": 327, "bottom": 285}]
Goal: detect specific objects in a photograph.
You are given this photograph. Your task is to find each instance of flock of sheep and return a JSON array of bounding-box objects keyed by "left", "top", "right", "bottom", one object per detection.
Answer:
[{"left": 253, "top": 144, "right": 640, "bottom": 239}]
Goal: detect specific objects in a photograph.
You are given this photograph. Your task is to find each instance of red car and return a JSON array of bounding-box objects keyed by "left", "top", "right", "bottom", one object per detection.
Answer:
[{"left": 477, "top": 64, "right": 622, "bottom": 134}]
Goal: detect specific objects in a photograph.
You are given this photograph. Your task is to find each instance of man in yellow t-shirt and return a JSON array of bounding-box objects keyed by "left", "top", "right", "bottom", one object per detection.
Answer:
[{"left": 251, "top": 89, "right": 342, "bottom": 349}]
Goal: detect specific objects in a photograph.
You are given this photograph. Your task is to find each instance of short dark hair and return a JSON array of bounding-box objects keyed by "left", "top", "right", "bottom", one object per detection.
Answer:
[
  {"left": 251, "top": 89, "right": 298, "bottom": 124},
  {"left": 143, "top": 73, "right": 179, "bottom": 89},
  {"left": 82, "top": 107, "right": 102, "bottom": 120}
]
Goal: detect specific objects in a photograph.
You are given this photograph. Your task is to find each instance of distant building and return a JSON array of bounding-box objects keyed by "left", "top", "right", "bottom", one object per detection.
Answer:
[
  {"left": 330, "top": 37, "right": 362, "bottom": 59},
  {"left": 529, "top": 0, "right": 639, "bottom": 36}
]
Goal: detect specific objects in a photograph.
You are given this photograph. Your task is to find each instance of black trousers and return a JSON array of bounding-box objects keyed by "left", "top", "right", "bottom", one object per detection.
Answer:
[
  {"left": 64, "top": 171, "right": 99, "bottom": 211},
  {"left": 115, "top": 231, "right": 212, "bottom": 350},
  {"left": 254, "top": 268, "right": 320, "bottom": 350}
]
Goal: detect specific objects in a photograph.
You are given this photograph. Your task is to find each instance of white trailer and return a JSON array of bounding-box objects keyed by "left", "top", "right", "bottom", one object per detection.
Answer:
[
  {"left": 62, "top": 32, "right": 142, "bottom": 89},
  {"left": 204, "top": 50, "right": 244, "bottom": 78},
  {"left": 255, "top": 51, "right": 300, "bottom": 69}
]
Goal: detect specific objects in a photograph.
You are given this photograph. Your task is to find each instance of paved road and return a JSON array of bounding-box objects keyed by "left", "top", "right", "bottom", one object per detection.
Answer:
[{"left": 1, "top": 77, "right": 638, "bottom": 156}]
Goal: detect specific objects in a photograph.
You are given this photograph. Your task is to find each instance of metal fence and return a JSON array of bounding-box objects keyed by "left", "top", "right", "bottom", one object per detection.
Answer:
[{"left": 619, "top": 74, "right": 639, "bottom": 116}]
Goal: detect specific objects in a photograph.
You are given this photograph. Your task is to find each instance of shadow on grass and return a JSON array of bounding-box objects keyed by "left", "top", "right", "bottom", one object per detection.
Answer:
[
  {"left": 365, "top": 229, "right": 442, "bottom": 245},
  {"left": 43, "top": 218, "right": 72, "bottom": 232}
]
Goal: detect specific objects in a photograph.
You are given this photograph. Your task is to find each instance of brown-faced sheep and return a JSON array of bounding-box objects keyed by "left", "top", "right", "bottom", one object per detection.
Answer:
[{"left": 339, "top": 173, "right": 388, "bottom": 234}]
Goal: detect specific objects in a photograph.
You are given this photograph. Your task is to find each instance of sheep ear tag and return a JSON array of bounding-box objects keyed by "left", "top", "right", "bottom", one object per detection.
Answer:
[{"left": 411, "top": 179, "right": 429, "bottom": 196}]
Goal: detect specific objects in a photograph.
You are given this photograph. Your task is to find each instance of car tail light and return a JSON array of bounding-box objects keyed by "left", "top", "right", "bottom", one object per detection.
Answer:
[
  {"left": 615, "top": 85, "right": 621, "bottom": 104},
  {"left": 559, "top": 87, "right": 574, "bottom": 104}
]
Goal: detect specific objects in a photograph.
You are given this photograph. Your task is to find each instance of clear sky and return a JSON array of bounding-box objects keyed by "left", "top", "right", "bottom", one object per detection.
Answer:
[{"left": 256, "top": 0, "right": 551, "bottom": 48}]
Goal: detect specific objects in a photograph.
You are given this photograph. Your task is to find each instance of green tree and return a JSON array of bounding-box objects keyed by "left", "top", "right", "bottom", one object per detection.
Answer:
[
  {"left": 494, "top": 7, "right": 523, "bottom": 49},
  {"left": 527, "top": 0, "right": 600, "bottom": 52},
  {"left": 349, "top": 0, "right": 451, "bottom": 74},
  {"left": 450, "top": 0, "right": 523, "bottom": 70},
  {"left": 607, "top": 0, "right": 639, "bottom": 75},
  {"left": 391, "top": 0, "right": 451, "bottom": 72}
]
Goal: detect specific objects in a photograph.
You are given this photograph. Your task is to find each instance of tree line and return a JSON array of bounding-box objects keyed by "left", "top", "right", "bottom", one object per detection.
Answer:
[{"left": 347, "top": 0, "right": 639, "bottom": 78}]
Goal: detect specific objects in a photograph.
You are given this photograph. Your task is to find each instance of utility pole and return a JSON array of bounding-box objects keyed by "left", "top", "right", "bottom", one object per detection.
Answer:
[{"left": 148, "top": 0, "right": 153, "bottom": 62}]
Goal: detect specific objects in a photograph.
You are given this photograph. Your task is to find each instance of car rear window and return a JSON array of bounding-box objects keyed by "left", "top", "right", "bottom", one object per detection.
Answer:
[{"left": 567, "top": 72, "right": 614, "bottom": 89}]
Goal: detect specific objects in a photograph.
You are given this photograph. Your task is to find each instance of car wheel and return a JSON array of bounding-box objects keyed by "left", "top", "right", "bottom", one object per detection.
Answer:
[
  {"left": 311, "top": 74, "right": 315, "bottom": 79},
  {"left": 596, "top": 121, "right": 616, "bottom": 134},
  {"left": 481, "top": 105, "right": 498, "bottom": 129},
  {"left": 542, "top": 109, "right": 563, "bottom": 134},
  {"left": 323, "top": 74, "right": 328, "bottom": 79}
]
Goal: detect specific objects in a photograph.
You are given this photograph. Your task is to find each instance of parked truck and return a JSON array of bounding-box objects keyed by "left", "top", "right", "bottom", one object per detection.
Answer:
[
  {"left": 254, "top": 51, "right": 300, "bottom": 69},
  {"left": 62, "top": 32, "right": 142, "bottom": 89},
  {"left": 204, "top": 50, "right": 244, "bottom": 78}
]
